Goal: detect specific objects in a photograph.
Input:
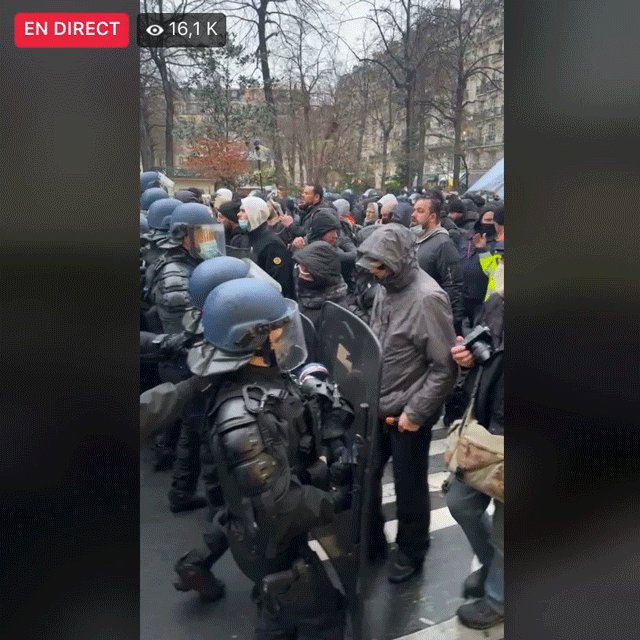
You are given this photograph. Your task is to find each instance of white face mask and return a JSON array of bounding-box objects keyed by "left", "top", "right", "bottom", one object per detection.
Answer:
[{"left": 410, "top": 225, "right": 423, "bottom": 235}]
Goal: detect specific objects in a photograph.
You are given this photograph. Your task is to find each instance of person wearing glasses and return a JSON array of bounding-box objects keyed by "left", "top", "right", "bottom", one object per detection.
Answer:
[{"left": 355, "top": 224, "right": 457, "bottom": 583}]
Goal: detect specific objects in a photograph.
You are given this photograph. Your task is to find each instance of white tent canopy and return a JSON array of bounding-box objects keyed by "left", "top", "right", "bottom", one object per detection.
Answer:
[{"left": 465, "top": 158, "right": 504, "bottom": 199}]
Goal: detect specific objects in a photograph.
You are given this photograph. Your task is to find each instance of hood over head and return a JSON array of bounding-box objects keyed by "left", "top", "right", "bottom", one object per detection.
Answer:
[
  {"left": 332, "top": 198, "right": 350, "bottom": 217},
  {"left": 377, "top": 193, "right": 398, "bottom": 216},
  {"left": 390, "top": 202, "right": 412, "bottom": 228},
  {"left": 293, "top": 240, "right": 342, "bottom": 288},
  {"left": 356, "top": 223, "right": 418, "bottom": 291},
  {"left": 241, "top": 196, "right": 270, "bottom": 230}
]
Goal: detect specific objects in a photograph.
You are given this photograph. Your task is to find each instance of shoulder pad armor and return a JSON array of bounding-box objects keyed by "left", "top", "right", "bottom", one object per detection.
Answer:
[{"left": 300, "top": 376, "right": 334, "bottom": 403}]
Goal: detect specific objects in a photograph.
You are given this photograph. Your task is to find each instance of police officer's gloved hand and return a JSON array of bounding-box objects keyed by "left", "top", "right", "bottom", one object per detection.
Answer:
[
  {"left": 330, "top": 484, "right": 352, "bottom": 513},
  {"left": 158, "top": 332, "right": 191, "bottom": 358},
  {"left": 325, "top": 439, "right": 348, "bottom": 465},
  {"left": 329, "top": 460, "right": 352, "bottom": 488}
]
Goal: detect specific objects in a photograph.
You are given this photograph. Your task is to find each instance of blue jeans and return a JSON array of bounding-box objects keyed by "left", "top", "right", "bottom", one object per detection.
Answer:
[{"left": 446, "top": 477, "right": 504, "bottom": 614}]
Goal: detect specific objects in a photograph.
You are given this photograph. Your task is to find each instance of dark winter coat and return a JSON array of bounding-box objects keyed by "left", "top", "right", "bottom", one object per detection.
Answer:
[
  {"left": 414, "top": 225, "right": 465, "bottom": 333},
  {"left": 247, "top": 223, "right": 296, "bottom": 299},
  {"left": 440, "top": 216, "right": 462, "bottom": 248}
]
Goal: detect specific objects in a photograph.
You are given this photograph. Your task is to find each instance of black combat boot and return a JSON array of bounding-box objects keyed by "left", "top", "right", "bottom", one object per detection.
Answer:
[
  {"left": 173, "top": 552, "right": 225, "bottom": 603},
  {"left": 168, "top": 488, "right": 207, "bottom": 513}
]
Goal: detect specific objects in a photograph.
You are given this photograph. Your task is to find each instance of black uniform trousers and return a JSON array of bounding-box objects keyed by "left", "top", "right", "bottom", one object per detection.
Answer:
[{"left": 370, "top": 411, "right": 438, "bottom": 561}]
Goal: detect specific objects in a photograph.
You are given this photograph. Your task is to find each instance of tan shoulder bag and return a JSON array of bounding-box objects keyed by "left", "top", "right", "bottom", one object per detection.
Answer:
[{"left": 444, "top": 375, "right": 504, "bottom": 502}]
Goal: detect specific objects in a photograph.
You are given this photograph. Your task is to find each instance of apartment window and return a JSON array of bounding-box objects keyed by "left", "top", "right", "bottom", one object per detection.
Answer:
[{"left": 487, "top": 123, "right": 496, "bottom": 143}]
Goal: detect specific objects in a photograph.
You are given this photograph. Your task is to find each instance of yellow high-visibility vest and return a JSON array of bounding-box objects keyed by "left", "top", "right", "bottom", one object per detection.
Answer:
[{"left": 479, "top": 251, "right": 503, "bottom": 300}]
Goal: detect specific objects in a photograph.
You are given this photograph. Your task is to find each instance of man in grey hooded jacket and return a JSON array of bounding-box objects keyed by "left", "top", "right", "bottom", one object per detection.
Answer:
[{"left": 356, "top": 224, "right": 457, "bottom": 583}]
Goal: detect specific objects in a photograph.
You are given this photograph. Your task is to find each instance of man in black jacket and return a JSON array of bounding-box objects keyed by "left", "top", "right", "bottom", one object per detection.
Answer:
[
  {"left": 238, "top": 196, "right": 296, "bottom": 299},
  {"left": 411, "top": 197, "right": 465, "bottom": 334},
  {"left": 285, "top": 184, "right": 326, "bottom": 247}
]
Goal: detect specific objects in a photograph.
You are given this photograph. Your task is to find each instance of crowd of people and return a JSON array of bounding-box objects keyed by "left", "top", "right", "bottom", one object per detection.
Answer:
[{"left": 138, "top": 170, "right": 505, "bottom": 638}]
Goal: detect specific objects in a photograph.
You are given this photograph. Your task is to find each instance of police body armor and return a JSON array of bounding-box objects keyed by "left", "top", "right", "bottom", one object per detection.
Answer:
[
  {"left": 207, "top": 367, "right": 351, "bottom": 585},
  {"left": 146, "top": 249, "right": 200, "bottom": 332},
  {"left": 146, "top": 249, "right": 200, "bottom": 380}
]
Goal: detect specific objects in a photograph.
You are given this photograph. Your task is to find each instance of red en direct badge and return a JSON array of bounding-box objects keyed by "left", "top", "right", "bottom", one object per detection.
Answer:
[{"left": 14, "top": 13, "right": 130, "bottom": 48}]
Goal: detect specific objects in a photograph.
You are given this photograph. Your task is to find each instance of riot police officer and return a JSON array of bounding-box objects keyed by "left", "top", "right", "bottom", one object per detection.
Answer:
[
  {"left": 147, "top": 203, "right": 225, "bottom": 496},
  {"left": 175, "top": 278, "right": 352, "bottom": 639},
  {"left": 140, "top": 186, "right": 169, "bottom": 213}
]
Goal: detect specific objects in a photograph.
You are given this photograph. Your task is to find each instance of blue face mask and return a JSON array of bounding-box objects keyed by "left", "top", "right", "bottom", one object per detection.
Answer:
[
  {"left": 410, "top": 225, "right": 423, "bottom": 235},
  {"left": 238, "top": 219, "right": 249, "bottom": 231},
  {"left": 198, "top": 241, "right": 223, "bottom": 259}
]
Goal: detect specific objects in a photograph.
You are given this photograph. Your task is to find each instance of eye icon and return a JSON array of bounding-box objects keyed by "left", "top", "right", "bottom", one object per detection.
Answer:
[{"left": 145, "top": 24, "right": 165, "bottom": 37}]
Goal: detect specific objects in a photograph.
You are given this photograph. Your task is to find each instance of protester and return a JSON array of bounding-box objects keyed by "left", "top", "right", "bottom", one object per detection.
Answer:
[
  {"left": 238, "top": 196, "right": 296, "bottom": 298},
  {"left": 411, "top": 196, "right": 466, "bottom": 334},
  {"left": 293, "top": 241, "right": 349, "bottom": 324},
  {"left": 356, "top": 224, "right": 457, "bottom": 583}
]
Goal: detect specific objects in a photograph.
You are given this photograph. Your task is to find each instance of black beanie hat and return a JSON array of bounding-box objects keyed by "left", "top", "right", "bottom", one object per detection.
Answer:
[
  {"left": 218, "top": 199, "right": 241, "bottom": 224},
  {"left": 309, "top": 209, "right": 340, "bottom": 242}
]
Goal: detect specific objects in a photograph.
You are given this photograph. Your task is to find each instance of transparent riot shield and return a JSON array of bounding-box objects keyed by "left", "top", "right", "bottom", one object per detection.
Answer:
[
  {"left": 312, "top": 301, "right": 382, "bottom": 640},
  {"left": 300, "top": 313, "right": 318, "bottom": 362}
]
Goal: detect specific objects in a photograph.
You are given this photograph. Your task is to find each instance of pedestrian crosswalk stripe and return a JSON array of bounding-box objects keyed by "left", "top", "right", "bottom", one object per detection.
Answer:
[
  {"left": 429, "top": 438, "right": 448, "bottom": 457},
  {"left": 391, "top": 614, "right": 504, "bottom": 639},
  {"left": 382, "top": 472, "right": 450, "bottom": 505},
  {"left": 384, "top": 506, "right": 458, "bottom": 541}
]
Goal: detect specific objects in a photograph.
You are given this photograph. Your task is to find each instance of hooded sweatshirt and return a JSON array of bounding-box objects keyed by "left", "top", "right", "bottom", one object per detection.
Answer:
[
  {"left": 293, "top": 241, "right": 348, "bottom": 322},
  {"left": 357, "top": 224, "right": 457, "bottom": 423},
  {"left": 240, "top": 196, "right": 295, "bottom": 298},
  {"left": 241, "top": 196, "right": 271, "bottom": 231},
  {"left": 390, "top": 202, "right": 412, "bottom": 228}
]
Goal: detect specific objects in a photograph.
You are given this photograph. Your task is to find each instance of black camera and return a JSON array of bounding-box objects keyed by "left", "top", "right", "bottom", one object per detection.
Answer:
[{"left": 461, "top": 325, "right": 493, "bottom": 364}]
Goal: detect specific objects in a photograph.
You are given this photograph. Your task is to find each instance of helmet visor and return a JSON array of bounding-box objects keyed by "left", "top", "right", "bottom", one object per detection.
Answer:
[
  {"left": 269, "top": 300, "right": 308, "bottom": 372},
  {"left": 189, "top": 225, "right": 226, "bottom": 260}
]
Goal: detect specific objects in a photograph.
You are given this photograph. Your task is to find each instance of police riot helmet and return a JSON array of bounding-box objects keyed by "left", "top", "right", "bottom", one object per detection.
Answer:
[
  {"left": 175, "top": 189, "right": 201, "bottom": 203},
  {"left": 140, "top": 213, "right": 149, "bottom": 235},
  {"left": 147, "top": 197, "right": 182, "bottom": 231},
  {"left": 202, "top": 278, "right": 308, "bottom": 370},
  {"left": 141, "top": 187, "right": 169, "bottom": 211},
  {"left": 188, "top": 256, "right": 249, "bottom": 309},
  {"left": 169, "top": 203, "right": 226, "bottom": 260},
  {"left": 140, "top": 171, "right": 160, "bottom": 193}
]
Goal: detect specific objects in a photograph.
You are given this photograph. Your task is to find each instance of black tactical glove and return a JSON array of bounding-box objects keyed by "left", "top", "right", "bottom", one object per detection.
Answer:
[
  {"left": 330, "top": 484, "right": 352, "bottom": 513},
  {"left": 329, "top": 460, "right": 352, "bottom": 488},
  {"left": 157, "top": 332, "right": 192, "bottom": 359}
]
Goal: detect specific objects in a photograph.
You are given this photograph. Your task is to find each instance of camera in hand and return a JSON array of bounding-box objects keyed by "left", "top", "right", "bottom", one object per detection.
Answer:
[{"left": 461, "top": 325, "right": 493, "bottom": 364}]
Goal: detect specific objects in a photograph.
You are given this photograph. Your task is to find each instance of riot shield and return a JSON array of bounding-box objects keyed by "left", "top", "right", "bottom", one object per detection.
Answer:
[
  {"left": 300, "top": 313, "right": 318, "bottom": 362},
  {"left": 312, "top": 301, "right": 382, "bottom": 640}
]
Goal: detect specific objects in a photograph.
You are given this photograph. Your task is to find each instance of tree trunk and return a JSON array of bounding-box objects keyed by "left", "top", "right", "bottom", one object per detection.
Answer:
[
  {"left": 155, "top": 55, "right": 174, "bottom": 175},
  {"left": 416, "top": 106, "right": 427, "bottom": 187},
  {"left": 381, "top": 128, "right": 390, "bottom": 187},
  {"left": 139, "top": 94, "right": 155, "bottom": 170},
  {"left": 403, "top": 78, "right": 416, "bottom": 188},
  {"left": 257, "top": 0, "right": 285, "bottom": 185},
  {"left": 452, "top": 57, "right": 466, "bottom": 191}
]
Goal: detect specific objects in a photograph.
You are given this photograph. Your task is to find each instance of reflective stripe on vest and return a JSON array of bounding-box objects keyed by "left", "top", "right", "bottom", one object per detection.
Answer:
[{"left": 479, "top": 252, "right": 503, "bottom": 300}]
